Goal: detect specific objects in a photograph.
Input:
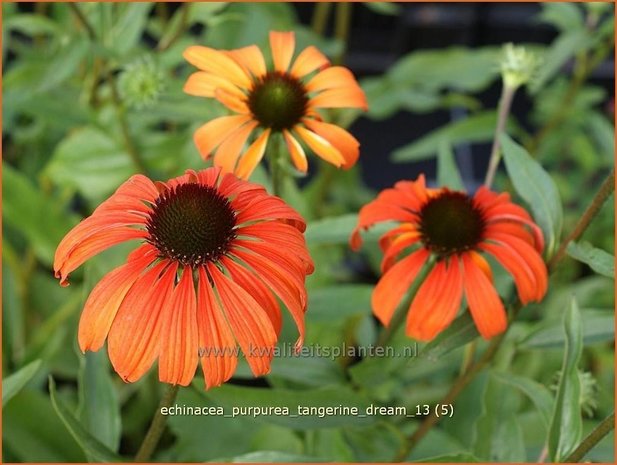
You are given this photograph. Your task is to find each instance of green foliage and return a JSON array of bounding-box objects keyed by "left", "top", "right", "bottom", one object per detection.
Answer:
[{"left": 2, "top": 359, "right": 42, "bottom": 407}]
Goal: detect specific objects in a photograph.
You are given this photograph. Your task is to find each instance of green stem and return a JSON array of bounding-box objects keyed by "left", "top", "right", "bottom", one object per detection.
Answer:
[
  {"left": 563, "top": 412, "right": 615, "bottom": 463},
  {"left": 548, "top": 169, "right": 614, "bottom": 271},
  {"left": 157, "top": 4, "right": 191, "bottom": 52},
  {"left": 484, "top": 84, "right": 516, "bottom": 187},
  {"left": 270, "top": 135, "right": 284, "bottom": 197},
  {"left": 334, "top": 2, "right": 352, "bottom": 65},
  {"left": 134, "top": 384, "right": 179, "bottom": 462},
  {"left": 68, "top": 3, "right": 97, "bottom": 40},
  {"left": 311, "top": 2, "right": 332, "bottom": 36}
]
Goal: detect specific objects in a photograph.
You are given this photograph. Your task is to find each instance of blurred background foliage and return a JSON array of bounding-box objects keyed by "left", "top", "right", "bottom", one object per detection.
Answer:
[{"left": 2, "top": 2, "right": 615, "bottom": 463}]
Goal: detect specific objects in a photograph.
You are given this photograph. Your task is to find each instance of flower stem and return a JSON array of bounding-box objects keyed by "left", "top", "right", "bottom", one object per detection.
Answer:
[
  {"left": 548, "top": 169, "right": 614, "bottom": 271},
  {"left": 68, "top": 3, "right": 97, "bottom": 40},
  {"left": 134, "top": 384, "right": 179, "bottom": 462},
  {"left": 311, "top": 2, "right": 332, "bottom": 36},
  {"left": 270, "top": 135, "right": 284, "bottom": 197},
  {"left": 563, "top": 411, "right": 615, "bottom": 463},
  {"left": 484, "top": 84, "right": 516, "bottom": 188},
  {"left": 334, "top": 2, "right": 352, "bottom": 65}
]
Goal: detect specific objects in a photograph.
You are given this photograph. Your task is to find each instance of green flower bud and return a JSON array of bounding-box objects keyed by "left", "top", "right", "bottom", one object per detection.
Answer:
[
  {"left": 499, "top": 43, "right": 541, "bottom": 90},
  {"left": 118, "top": 55, "right": 165, "bottom": 110}
]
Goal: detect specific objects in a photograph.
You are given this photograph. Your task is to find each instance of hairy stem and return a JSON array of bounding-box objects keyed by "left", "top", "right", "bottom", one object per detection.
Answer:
[
  {"left": 484, "top": 84, "right": 516, "bottom": 187},
  {"left": 563, "top": 411, "right": 615, "bottom": 463},
  {"left": 135, "top": 384, "right": 179, "bottom": 462}
]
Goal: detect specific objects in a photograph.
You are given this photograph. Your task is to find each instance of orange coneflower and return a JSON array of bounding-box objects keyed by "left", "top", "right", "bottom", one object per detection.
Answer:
[
  {"left": 351, "top": 175, "right": 548, "bottom": 341},
  {"left": 183, "top": 31, "right": 367, "bottom": 179},
  {"left": 54, "top": 168, "right": 313, "bottom": 388}
]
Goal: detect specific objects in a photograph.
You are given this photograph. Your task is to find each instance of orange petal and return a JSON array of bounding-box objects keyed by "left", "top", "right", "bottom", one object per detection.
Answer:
[
  {"left": 306, "top": 66, "right": 361, "bottom": 93},
  {"left": 158, "top": 267, "right": 199, "bottom": 386},
  {"left": 108, "top": 262, "right": 177, "bottom": 382},
  {"left": 235, "top": 129, "right": 271, "bottom": 180},
  {"left": 381, "top": 231, "right": 421, "bottom": 273},
  {"left": 468, "top": 250, "right": 493, "bottom": 282},
  {"left": 183, "top": 71, "right": 246, "bottom": 98},
  {"left": 406, "top": 259, "right": 464, "bottom": 341},
  {"left": 294, "top": 126, "right": 345, "bottom": 167},
  {"left": 225, "top": 45, "right": 266, "bottom": 78},
  {"left": 234, "top": 194, "right": 307, "bottom": 231},
  {"left": 371, "top": 248, "right": 429, "bottom": 327},
  {"left": 78, "top": 245, "right": 156, "bottom": 352},
  {"left": 283, "top": 130, "right": 308, "bottom": 173},
  {"left": 214, "top": 88, "right": 250, "bottom": 114},
  {"left": 194, "top": 115, "right": 253, "bottom": 160},
  {"left": 213, "top": 121, "right": 258, "bottom": 173},
  {"left": 290, "top": 46, "right": 330, "bottom": 78},
  {"left": 303, "top": 119, "right": 360, "bottom": 169},
  {"left": 350, "top": 203, "right": 418, "bottom": 251},
  {"left": 196, "top": 267, "right": 238, "bottom": 389},
  {"left": 269, "top": 31, "right": 295, "bottom": 73},
  {"left": 208, "top": 263, "right": 277, "bottom": 376},
  {"left": 462, "top": 253, "right": 507, "bottom": 339},
  {"left": 183, "top": 45, "right": 251, "bottom": 89},
  {"left": 309, "top": 87, "right": 368, "bottom": 110}
]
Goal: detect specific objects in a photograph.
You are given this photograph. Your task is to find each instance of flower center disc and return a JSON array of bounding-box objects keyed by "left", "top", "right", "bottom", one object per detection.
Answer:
[
  {"left": 419, "top": 191, "right": 485, "bottom": 256},
  {"left": 146, "top": 183, "right": 236, "bottom": 266},
  {"left": 248, "top": 72, "right": 308, "bottom": 131}
]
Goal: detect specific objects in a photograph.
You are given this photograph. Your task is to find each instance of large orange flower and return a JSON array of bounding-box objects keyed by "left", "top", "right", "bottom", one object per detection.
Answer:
[
  {"left": 351, "top": 175, "right": 548, "bottom": 341},
  {"left": 183, "top": 31, "right": 367, "bottom": 179},
  {"left": 54, "top": 168, "right": 313, "bottom": 388}
]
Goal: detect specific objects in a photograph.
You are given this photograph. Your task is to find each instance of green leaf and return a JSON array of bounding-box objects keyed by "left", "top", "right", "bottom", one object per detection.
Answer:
[
  {"left": 268, "top": 356, "right": 345, "bottom": 388},
  {"left": 521, "top": 309, "right": 614, "bottom": 349},
  {"left": 437, "top": 141, "right": 465, "bottom": 190},
  {"left": 110, "top": 3, "right": 152, "bottom": 55},
  {"left": 538, "top": 2, "right": 585, "bottom": 32},
  {"left": 222, "top": 451, "right": 327, "bottom": 463},
  {"left": 492, "top": 371, "right": 554, "bottom": 427},
  {"left": 392, "top": 111, "right": 500, "bottom": 162},
  {"left": 5, "top": 13, "right": 61, "bottom": 36},
  {"left": 49, "top": 377, "right": 123, "bottom": 462},
  {"left": 363, "top": 2, "right": 401, "bottom": 16},
  {"left": 2, "top": 359, "right": 42, "bottom": 407},
  {"left": 305, "top": 213, "right": 358, "bottom": 245},
  {"left": 413, "top": 452, "right": 482, "bottom": 462},
  {"left": 548, "top": 298, "right": 584, "bottom": 462},
  {"left": 201, "top": 383, "right": 375, "bottom": 430},
  {"left": 500, "top": 133, "right": 563, "bottom": 256},
  {"left": 2, "top": 162, "right": 78, "bottom": 265},
  {"left": 78, "top": 351, "right": 121, "bottom": 452},
  {"left": 308, "top": 284, "right": 372, "bottom": 322},
  {"left": 567, "top": 241, "right": 614, "bottom": 278},
  {"left": 416, "top": 313, "right": 479, "bottom": 362}
]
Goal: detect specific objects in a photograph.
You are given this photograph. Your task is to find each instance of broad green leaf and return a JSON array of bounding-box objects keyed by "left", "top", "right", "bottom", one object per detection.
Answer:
[
  {"left": 413, "top": 452, "right": 482, "bottom": 462},
  {"left": 305, "top": 213, "right": 358, "bottom": 245},
  {"left": 308, "top": 284, "right": 372, "bottom": 322},
  {"left": 110, "top": 3, "right": 152, "bottom": 55},
  {"left": 344, "top": 422, "right": 405, "bottom": 462},
  {"left": 2, "top": 163, "right": 78, "bottom": 265},
  {"left": 492, "top": 371, "right": 554, "bottom": 427},
  {"left": 49, "top": 377, "right": 123, "bottom": 462},
  {"left": 224, "top": 451, "right": 327, "bottom": 463},
  {"left": 548, "top": 298, "right": 584, "bottom": 462},
  {"left": 392, "top": 111, "right": 500, "bottom": 162},
  {"left": 201, "top": 383, "right": 375, "bottom": 429},
  {"left": 268, "top": 355, "right": 345, "bottom": 388},
  {"left": 78, "top": 351, "right": 121, "bottom": 452},
  {"left": 363, "top": 2, "right": 401, "bottom": 16},
  {"left": 537, "top": 2, "right": 585, "bottom": 32},
  {"left": 437, "top": 141, "right": 465, "bottom": 190},
  {"left": 2, "top": 359, "right": 42, "bottom": 407},
  {"left": 500, "top": 133, "right": 563, "bottom": 256},
  {"left": 416, "top": 313, "right": 479, "bottom": 362},
  {"left": 5, "top": 13, "right": 61, "bottom": 36},
  {"left": 567, "top": 241, "right": 614, "bottom": 278},
  {"left": 521, "top": 309, "right": 614, "bottom": 349}
]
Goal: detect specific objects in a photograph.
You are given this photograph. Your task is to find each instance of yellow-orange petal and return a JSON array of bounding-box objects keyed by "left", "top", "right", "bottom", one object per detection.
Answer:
[
  {"left": 196, "top": 267, "right": 238, "bottom": 389},
  {"left": 462, "top": 253, "right": 507, "bottom": 339},
  {"left": 226, "top": 45, "right": 267, "bottom": 79},
  {"left": 290, "top": 45, "right": 330, "bottom": 78},
  {"left": 183, "top": 71, "right": 246, "bottom": 98},
  {"left": 302, "top": 119, "right": 360, "bottom": 169},
  {"left": 283, "top": 130, "right": 308, "bottom": 173},
  {"left": 213, "top": 121, "right": 258, "bottom": 173},
  {"left": 214, "top": 88, "right": 250, "bottom": 114},
  {"left": 235, "top": 129, "right": 271, "bottom": 179},
  {"left": 269, "top": 31, "right": 295, "bottom": 73},
  {"left": 294, "top": 125, "right": 345, "bottom": 167},
  {"left": 306, "top": 66, "right": 361, "bottom": 93},
  {"left": 194, "top": 114, "right": 253, "bottom": 160},
  {"left": 309, "top": 87, "right": 368, "bottom": 110},
  {"left": 183, "top": 45, "right": 251, "bottom": 89},
  {"left": 158, "top": 267, "right": 199, "bottom": 386}
]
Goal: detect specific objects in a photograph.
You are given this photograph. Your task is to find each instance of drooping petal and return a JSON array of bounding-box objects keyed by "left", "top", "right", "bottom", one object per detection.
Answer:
[
  {"left": 213, "top": 121, "right": 258, "bottom": 173},
  {"left": 462, "top": 253, "right": 507, "bottom": 339},
  {"left": 351, "top": 202, "right": 418, "bottom": 251},
  {"left": 234, "top": 195, "right": 306, "bottom": 231},
  {"left": 196, "top": 267, "right": 238, "bottom": 389},
  {"left": 406, "top": 258, "right": 463, "bottom": 341},
  {"left": 302, "top": 119, "right": 360, "bottom": 169},
  {"left": 158, "top": 267, "right": 199, "bottom": 386},
  {"left": 235, "top": 129, "right": 271, "bottom": 179},
  {"left": 225, "top": 45, "right": 266, "bottom": 79},
  {"left": 269, "top": 31, "right": 295, "bottom": 73},
  {"left": 208, "top": 263, "right": 277, "bottom": 376},
  {"left": 214, "top": 88, "right": 250, "bottom": 114},
  {"left": 108, "top": 262, "right": 177, "bottom": 382},
  {"left": 183, "top": 46, "right": 252, "bottom": 89},
  {"left": 371, "top": 248, "right": 429, "bottom": 326},
  {"left": 290, "top": 46, "right": 330, "bottom": 78},
  {"left": 283, "top": 130, "right": 308, "bottom": 173},
  {"left": 381, "top": 231, "right": 421, "bottom": 273},
  {"left": 78, "top": 244, "right": 157, "bottom": 352},
  {"left": 193, "top": 115, "right": 253, "bottom": 160},
  {"left": 294, "top": 126, "right": 345, "bottom": 167},
  {"left": 309, "top": 87, "right": 368, "bottom": 110}
]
